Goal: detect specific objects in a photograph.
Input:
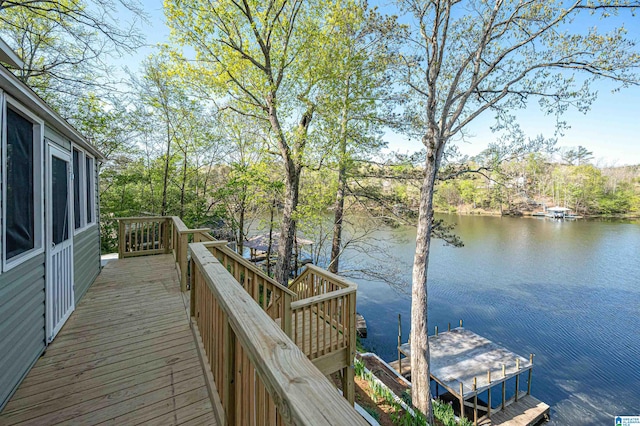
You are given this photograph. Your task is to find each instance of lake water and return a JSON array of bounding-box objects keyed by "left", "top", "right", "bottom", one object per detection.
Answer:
[{"left": 342, "top": 214, "right": 640, "bottom": 425}]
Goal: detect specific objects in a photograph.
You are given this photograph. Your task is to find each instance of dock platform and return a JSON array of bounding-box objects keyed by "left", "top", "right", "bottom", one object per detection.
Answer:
[{"left": 390, "top": 327, "right": 549, "bottom": 426}]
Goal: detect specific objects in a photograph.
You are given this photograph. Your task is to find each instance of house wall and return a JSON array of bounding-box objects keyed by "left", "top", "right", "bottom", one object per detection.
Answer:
[
  {"left": 74, "top": 224, "right": 100, "bottom": 303},
  {"left": 44, "top": 125, "right": 71, "bottom": 152},
  {"left": 74, "top": 147, "right": 101, "bottom": 302},
  {"left": 0, "top": 121, "right": 102, "bottom": 412},
  {"left": 0, "top": 254, "right": 46, "bottom": 410}
]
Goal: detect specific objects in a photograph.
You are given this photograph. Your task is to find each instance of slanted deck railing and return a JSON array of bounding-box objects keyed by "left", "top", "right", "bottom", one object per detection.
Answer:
[
  {"left": 189, "top": 243, "right": 367, "bottom": 425},
  {"left": 202, "top": 241, "right": 294, "bottom": 336}
]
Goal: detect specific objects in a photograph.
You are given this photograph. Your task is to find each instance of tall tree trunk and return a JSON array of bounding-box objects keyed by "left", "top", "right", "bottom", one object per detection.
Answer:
[
  {"left": 268, "top": 94, "right": 313, "bottom": 286},
  {"left": 275, "top": 165, "right": 300, "bottom": 285},
  {"left": 237, "top": 191, "right": 247, "bottom": 255},
  {"left": 161, "top": 121, "right": 171, "bottom": 216},
  {"left": 411, "top": 134, "right": 442, "bottom": 424},
  {"left": 179, "top": 148, "right": 187, "bottom": 218},
  {"left": 329, "top": 172, "right": 346, "bottom": 274},
  {"left": 267, "top": 199, "right": 276, "bottom": 276},
  {"left": 329, "top": 78, "right": 350, "bottom": 274}
]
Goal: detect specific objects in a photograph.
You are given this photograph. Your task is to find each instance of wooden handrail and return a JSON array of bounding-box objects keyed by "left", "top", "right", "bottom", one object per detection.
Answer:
[
  {"left": 304, "top": 264, "right": 357, "bottom": 289},
  {"left": 289, "top": 264, "right": 357, "bottom": 302},
  {"left": 290, "top": 287, "right": 355, "bottom": 310},
  {"left": 204, "top": 242, "right": 295, "bottom": 297},
  {"left": 203, "top": 241, "right": 294, "bottom": 336},
  {"left": 189, "top": 243, "right": 366, "bottom": 425},
  {"left": 179, "top": 227, "right": 211, "bottom": 234}
]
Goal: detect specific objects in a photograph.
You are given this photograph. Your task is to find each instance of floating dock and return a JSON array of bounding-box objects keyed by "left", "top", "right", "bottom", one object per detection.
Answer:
[{"left": 390, "top": 325, "right": 550, "bottom": 426}]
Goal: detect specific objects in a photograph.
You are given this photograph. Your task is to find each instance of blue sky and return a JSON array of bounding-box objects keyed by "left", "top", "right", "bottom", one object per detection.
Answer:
[{"left": 120, "top": 1, "right": 640, "bottom": 166}]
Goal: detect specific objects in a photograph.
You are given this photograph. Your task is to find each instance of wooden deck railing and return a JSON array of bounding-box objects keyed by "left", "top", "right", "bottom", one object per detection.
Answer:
[
  {"left": 189, "top": 243, "right": 367, "bottom": 426},
  {"left": 115, "top": 218, "right": 358, "bottom": 408},
  {"left": 289, "top": 265, "right": 357, "bottom": 400},
  {"left": 289, "top": 264, "right": 356, "bottom": 300},
  {"left": 117, "top": 216, "right": 170, "bottom": 258},
  {"left": 116, "top": 216, "right": 213, "bottom": 292},
  {"left": 202, "top": 241, "right": 295, "bottom": 336}
]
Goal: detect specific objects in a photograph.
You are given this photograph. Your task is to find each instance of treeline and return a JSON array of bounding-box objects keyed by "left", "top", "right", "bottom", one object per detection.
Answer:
[{"left": 430, "top": 154, "right": 640, "bottom": 216}]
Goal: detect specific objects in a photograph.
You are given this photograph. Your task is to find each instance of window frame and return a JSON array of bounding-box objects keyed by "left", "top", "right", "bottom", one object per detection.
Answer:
[
  {"left": 72, "top": 145, "right": 96, "bottom": 235},
  {"left": 85, "top": 153, "right": 96, "bottom": 226},
  {"left": 72, "top": 147, "right": 85, "bottom": 232},
  {"left": 2, "top": 94, "right": 45, "bottom": 271}
]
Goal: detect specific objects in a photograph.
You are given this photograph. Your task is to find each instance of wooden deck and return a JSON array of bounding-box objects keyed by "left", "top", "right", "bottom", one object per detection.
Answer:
[{"left": 0, "top": 255, "right": 217, "bottom": 426}]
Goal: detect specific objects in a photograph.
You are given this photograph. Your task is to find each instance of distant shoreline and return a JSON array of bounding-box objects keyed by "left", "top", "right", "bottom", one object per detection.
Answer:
[{"left": 433, "top": 208, "right": 640, "bottom": 220}]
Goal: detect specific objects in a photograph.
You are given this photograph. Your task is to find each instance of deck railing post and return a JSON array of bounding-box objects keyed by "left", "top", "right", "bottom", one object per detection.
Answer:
[
  {"left": 283, "top": 292, "right": 292, "bottom": 337},
  {"left": 342, "top": 291, "right": 356, "bottom": 406},
  {"left": 190, "top": 258, "right": 196, "bottom": 317},
  {"left": 473, "top": 377, "right": 478, "bottom": 426},
  {"left": 163, "top": 218, "right": 170, "bottom": 254},
  {"left": 180, "top": 232, "right": 188, "bottom": 292},
  {"left": 118, "top": 220, "right": 125, "bottom": 258},
  {"left": 397, "top": 314, "right": 402, "bottom": 374},
  {"left": 223, "top": 322, "right": 236, "bottom": 424}
]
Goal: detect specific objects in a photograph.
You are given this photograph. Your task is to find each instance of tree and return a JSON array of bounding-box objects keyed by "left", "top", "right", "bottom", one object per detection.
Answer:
[
  {"left": 397, "top": 0, "right": 640, "bottom": 419},
  {"left": 0, "top": 0, "right": 144, "bottom": 116},
  {"left": 320, "top": 3, "right": 400, "bottom": 274},
  {"left": 562, "top": 145, "right": 593, "bottom": 165},
  {"left": 166, "top": 0, "right": 347, "bottom": 284},
  {"left": 213, "top": 111, "right": 274, "bottom": 254}
]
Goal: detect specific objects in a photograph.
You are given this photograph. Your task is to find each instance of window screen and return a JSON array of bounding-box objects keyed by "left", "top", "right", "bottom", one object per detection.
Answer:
[
  {"left": 73, "top": 149, "right": 81, "bottom": 229},
  {"left": 51, "top": 156, "right": 69, "bottom": 244},
  {"left": 86, "top": 156, "right": 93, "bottom": 223},
  {"left": 6, "top": 107, "right": 35, "bottom": 260}
]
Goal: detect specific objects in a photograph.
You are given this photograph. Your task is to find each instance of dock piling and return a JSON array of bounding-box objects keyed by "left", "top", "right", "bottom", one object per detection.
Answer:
[
  {"left": 515, "top": 358, "right": 521, "bottom": 402},
  {"left": 473, "top": 377, "right": 478, "bottom": 426},
  {"left": 487, "top": 370, "right": 492, "bottom": 418},
  {"left": 527, "top": 353, "right": 534, "bottom": 395},
  {"left": 502, "top": 364, "right": 506, "bottom": 410},
  {"left": 397, "top": 314, "right": 402, "bottom": 374},
  {"left": 459, "top": 382, "right": 465, "bottom": 422}
]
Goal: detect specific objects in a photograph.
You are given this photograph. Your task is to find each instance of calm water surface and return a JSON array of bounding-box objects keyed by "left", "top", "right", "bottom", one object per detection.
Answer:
[{"left": 343, "top": 215, "right": 640, "bottom": 425}]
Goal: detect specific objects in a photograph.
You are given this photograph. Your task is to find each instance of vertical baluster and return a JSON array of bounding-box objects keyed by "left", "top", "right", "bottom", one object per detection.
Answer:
[
  {"left": 322, "top": 299, "right": 327, "bottom": 356},
  {"left": 302, "top": 306, "right": 307, "bottom": 355},
  {"left": 315, "top": 301, "right": 320, "bottom": 358}
]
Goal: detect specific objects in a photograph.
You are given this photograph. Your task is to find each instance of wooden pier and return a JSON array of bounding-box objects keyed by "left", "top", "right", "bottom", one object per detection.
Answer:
[{"left": 390, "top": 325, "right": 549, "bottom": 426}]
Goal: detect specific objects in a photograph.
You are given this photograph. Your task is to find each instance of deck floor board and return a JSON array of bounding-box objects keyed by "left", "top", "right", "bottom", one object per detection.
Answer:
[{"left": 0, "top": 254, "right": 216, "bottom": 426}]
